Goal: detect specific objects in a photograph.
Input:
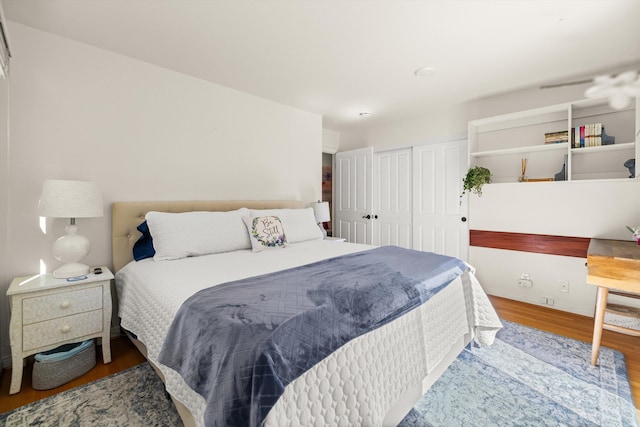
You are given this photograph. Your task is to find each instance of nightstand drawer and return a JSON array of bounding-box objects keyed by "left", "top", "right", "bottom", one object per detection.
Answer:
[
  {"left": 22, "top": 310, "right": 103, "bottom": 352},
  {"left": 22, "top": 286, "right": 103, "bottom": 325}
]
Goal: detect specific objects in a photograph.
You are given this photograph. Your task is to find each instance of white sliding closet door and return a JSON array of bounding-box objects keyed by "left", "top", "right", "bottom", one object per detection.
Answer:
[
  {"left": 334, "top": 147, "right": 373, "bottom": 244},
  {"left": 335, "top": 140, "right": 468, "bottom": 259},
  {"left": 413, "top": 139, "right": 469, "bottom": 261},
  {"left": 373, "top": 149, "right": 412, "bottom": 248}
]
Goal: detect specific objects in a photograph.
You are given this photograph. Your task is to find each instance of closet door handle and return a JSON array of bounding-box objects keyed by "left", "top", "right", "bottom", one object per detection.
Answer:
[
  {"left": 461, "top": 217, "right": 467, "bottom": 222},
  {"left": 373, "top": 215, "right": 378, "bottom": 219},
  {"left": 362, "top": 215, "right": 371, "bottom": 219}
]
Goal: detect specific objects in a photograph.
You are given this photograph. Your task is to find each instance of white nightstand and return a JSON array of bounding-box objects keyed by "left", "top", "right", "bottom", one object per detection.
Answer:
[
  {"left": 6, "top": 267, "right": 114, "bottom": 394},
  {"left": 325, "top": 236, "right": 346, "bottom": 242}
]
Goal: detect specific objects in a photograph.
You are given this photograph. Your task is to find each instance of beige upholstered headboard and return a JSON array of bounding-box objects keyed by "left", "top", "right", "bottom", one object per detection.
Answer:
[{"left": 111, "top": 200, "right": 305, "bottom": 272}]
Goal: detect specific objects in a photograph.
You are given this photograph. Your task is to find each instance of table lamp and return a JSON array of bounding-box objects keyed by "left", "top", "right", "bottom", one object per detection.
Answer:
[
  {"left": 311, "top": 201, "right": 330, "bottom": 238},
  {"left": 38, "top": 179, "right": 104, "bottom": 278}
]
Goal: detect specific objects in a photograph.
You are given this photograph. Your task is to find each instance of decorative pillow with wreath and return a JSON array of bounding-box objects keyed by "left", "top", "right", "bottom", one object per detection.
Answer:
[{"left": 242, "top": 216, "right": 288, "bottom": 252}]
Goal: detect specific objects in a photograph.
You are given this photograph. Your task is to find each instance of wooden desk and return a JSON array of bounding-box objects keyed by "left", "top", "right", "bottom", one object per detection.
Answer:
[{"left": 587, "top": 238, "right": 640, "bottom": 366}]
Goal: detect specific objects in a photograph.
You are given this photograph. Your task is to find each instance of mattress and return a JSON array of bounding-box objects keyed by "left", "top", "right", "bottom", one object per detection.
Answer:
[{"left": 116, "top": 240, "right": 501, "bottom": 426}]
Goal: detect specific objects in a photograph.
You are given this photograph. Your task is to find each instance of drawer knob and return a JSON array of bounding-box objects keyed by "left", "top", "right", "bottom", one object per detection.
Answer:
[
  {"left": 61, "top": 325, "right": 71, "bottom": 333},
  {"left": 60, "top": 301, "right": 71, "bottom": 309}
]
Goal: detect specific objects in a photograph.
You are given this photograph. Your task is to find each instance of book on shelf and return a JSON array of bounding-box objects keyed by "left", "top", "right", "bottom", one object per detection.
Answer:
[
  {"left": 570, "top": 123, "right": 615, "bottom": 148},
  {"left": 544, "top": 130, "right": 568, "bottom": 144}
]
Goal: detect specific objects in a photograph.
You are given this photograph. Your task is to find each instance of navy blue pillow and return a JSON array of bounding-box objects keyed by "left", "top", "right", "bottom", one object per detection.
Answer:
[{"left": 133, "top": 220, "right": 155, "bottom": 261}]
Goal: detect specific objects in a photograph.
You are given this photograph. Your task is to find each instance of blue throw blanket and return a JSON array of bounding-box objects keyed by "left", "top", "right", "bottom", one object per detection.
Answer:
[{"left": 158, "top": 246, "right": 468, "bottom": 427}]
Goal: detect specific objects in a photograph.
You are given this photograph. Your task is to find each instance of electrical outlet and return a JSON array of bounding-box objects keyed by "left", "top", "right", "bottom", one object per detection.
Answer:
[
  {"left": 518, "top": 279, "right": 533, "bottom": 288},
  {"left": 517, "top": 273, "right": 533, "bottom": 288},
  {"left": 559, "top": 280, "right": 569, "bottom": 293},
  {"left": 540, "top": 296, "right": 555, "bottom": 306}
]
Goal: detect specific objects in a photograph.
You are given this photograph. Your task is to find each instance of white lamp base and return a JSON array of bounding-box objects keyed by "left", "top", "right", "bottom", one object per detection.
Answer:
[
  {"left": 51, "top": 223, "right": 92, "bottom": 279},
  {"left": 53, "top": 262, "right": 90, "bottom": 279},
  {"left": 317, "top": 222, "right": 327, "bottom": 238}
]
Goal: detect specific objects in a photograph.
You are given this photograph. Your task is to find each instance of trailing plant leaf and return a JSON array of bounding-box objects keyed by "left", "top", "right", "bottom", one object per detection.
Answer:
[{"left": 461, "top": 166, "right": 491, "bottom": 200}]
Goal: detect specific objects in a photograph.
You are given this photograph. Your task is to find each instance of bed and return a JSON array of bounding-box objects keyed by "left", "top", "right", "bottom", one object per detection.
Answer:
[{"left": 112, "top": 200, "right": 502, "bottom": 427}]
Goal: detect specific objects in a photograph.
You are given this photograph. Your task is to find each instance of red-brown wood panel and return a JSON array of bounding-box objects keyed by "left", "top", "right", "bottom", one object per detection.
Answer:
[{"left": 470, "top": 230, "right": 590, "bottom": 258}]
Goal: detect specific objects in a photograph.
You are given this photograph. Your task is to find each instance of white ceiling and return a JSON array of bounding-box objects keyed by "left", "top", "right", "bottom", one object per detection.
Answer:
[{"left": 3, "top": 0, "right": 640, "bottom": 131}]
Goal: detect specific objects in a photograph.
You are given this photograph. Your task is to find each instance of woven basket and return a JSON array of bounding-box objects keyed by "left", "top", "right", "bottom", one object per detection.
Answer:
[{"left": 32, "top": 340, "right": 96, "bottom": 390}]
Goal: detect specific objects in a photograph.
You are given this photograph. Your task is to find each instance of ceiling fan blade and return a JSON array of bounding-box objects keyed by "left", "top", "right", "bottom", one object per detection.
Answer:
[
  {"left": 585, "top": 71, "right": 640, "bottom": 106},
  {"left": 540, "top": 70, "right": 638, "bottom": 110},
  {"left": 622, "top": 84, "right": 640, "bottom": 97},
  {"left": 616, "top": 70, "right": 640, "bottom": 83},
  {"left": 584, "top": 84, "right": 616, "bottom": 98}
]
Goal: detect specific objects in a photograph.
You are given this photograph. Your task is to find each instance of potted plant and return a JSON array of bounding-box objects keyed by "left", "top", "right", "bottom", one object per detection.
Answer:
[{"left": 461, "top": 166, "right": 491, "bottom": 201}]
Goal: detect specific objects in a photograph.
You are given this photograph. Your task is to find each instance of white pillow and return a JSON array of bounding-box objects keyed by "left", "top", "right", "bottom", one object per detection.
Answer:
[
  {"left": 145, "top": 208, "right": 251, "bottom": 261},
  {"left": 249, "top": 207, "right": 323, "bottom": 243},
  {"left": 242, "top": 215, "right": 288, "bottom": 252}
]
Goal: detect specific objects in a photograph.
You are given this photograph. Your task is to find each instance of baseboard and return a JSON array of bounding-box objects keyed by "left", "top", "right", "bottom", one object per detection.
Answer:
[{"left": 486, "top": 288, "right": 594, "bottom": 318}]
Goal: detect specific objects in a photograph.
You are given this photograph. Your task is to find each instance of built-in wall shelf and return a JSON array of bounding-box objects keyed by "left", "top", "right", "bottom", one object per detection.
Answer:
[
  {"left": 468, "top": 98, "right": 639, "bottom": 183},
  {"left": 571, "top": 141, "right": 635, "bottom": 155},
  {"left": 470, "top": 142, "right": 568, "bottom": 158}
]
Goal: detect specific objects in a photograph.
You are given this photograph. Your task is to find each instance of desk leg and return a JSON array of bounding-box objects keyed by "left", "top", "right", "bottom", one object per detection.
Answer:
[{"left": 591, "top": 286, "right": 608, "bottom": 366}]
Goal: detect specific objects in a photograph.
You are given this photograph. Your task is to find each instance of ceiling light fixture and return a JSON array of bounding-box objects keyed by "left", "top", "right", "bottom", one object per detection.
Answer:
[
  {"left": 414, "top": 66, "right": 436, "bottom": 77},
  {"left": 359, "top": 112, "right": 371, "bottom": 118}
]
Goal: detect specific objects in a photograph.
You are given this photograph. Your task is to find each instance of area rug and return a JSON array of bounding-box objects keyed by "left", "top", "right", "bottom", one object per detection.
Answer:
[
  {"left": 1, "top": 321, "right": 636, "bottom": 426},
  {"left": 399, "top": 320, "right": 638, "bottom": 426},
  {"left": 0, "top": 362, "right": 182, "bottom": 427}
]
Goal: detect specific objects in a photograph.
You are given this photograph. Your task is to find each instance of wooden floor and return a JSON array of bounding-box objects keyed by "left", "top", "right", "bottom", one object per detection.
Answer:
[
  {"left": 0, "top": 336, "right": 146, "bottom": 413},
  {"left": 1, "top": 296, "right": 639, "bottom": 414}
]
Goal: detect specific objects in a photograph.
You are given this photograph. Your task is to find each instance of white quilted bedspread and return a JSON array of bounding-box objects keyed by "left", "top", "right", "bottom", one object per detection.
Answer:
[{"left": 116, "top": 241, "right": 502, "bottom": 427}]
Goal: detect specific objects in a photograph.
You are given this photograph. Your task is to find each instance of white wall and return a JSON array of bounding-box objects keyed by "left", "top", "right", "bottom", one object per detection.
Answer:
[
  {"left": 0, "top": 60, "right": 9, "bottom": 373},
  {"left": 339, "top": 103, "right": 470, "bottom": 151},
  {"left": 336, "top": 73, "right": 640, "bottom": 318},
  {"left": 338, "top": 83, "right": 626, "bottom": 152},
  {"left": 466, "top": 85, "right": 640, "bottom": 314},
  {"left": 0, "top": 22, "right": 322, "bottom": 366},
  {"left": 469, "top": 180, "right": 640, "bottom": 316},
  {"left": 322, "top": 128, "right": 340, "bottom": 153}
]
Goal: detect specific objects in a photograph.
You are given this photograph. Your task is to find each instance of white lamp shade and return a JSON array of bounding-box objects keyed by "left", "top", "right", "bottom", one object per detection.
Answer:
[
  {"left": 311, "top": 201, "right": 330, "bottom": 223},
  {"left": 39, "top": 179, "right": 104, "bottom": 218}
]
